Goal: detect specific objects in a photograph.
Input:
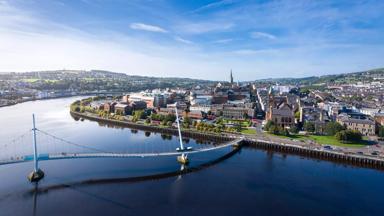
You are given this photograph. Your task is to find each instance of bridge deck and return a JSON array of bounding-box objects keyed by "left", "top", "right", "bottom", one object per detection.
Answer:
[{"left": 0, "top": 138, "right": 243, "bottom": 165}]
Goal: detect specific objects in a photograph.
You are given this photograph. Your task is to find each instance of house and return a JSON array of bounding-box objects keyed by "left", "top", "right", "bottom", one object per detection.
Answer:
[
  {"left": 90, "top": 101, "right": 104, "bottom": 110},
  {"left": 300, "top": 106, "right": 330, "bottom": 134},
  {"left": 374, "top": 113, "right": 384, "bottom": 126},
  {"left": 130, "top": 101, "right": 147, "bottom": 110},
  {"left": 337, "top": 113, "right": 376, "bottom": 136},
  {"left": 265, "top": 92, "right": 295, "bottom": 128},
  {"left": 104, "top": 102, "right": 117, "bottom": 113},
  {"left": 212, "top": 105, "right": 254, "bottom": 119},
  {"left": 114, "top": 103, "right": 131, "bottom": 115},
  {"left": 184, "top": 110, "right": 203, "bottom": 119}
]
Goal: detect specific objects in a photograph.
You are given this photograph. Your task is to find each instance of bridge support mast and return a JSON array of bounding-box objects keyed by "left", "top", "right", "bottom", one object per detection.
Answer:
[
  {"left": 175, "top": 103, "right": 189, "bottom": 164},
  {"left": 28, "top": 114, "right": 44, "bottom": 182},
  {"left": 174, "top": 104, "right": 184, "bottom": 151}
]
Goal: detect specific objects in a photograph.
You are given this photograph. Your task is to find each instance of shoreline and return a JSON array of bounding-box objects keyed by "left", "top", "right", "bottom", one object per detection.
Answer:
[
  {"left": 71, "top": 110, "right": 384, "bottom": 169},
  {"left": 70, "top": 111, "right": 234, "bottom": 143},
  {"left": 0, "top": 94, "right": 87, "bottom": 109},
  {"left": 0, "top": 92, "right": 127, "bottom": 109}
]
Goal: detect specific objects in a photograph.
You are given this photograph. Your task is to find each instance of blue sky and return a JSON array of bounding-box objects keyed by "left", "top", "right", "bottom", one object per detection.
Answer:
[{"left": 0, "top": 0, "right": 383, "bottom": 80}]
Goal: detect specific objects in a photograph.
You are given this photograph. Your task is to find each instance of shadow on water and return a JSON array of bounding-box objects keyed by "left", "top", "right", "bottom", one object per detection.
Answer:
[
  {"left": 24, "top": 147, "right": 241, "bottom": 214},
  {"left": 27, "top": 147, "right": 241, "bottom": 195}
]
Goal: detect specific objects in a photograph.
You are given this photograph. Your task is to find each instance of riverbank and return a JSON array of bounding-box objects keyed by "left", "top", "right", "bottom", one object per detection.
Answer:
[
  {"left": 0, "top": 91, "right": 129, "bottom": 109},
  {"left": 0, "top": 94, "right": 85, "bottom": 109},
  {"left": 71, "top": 110, "right": 384, "bottom": 169},
  {"left": 70, "top": 111, "right": 234, "bottom": 143}
]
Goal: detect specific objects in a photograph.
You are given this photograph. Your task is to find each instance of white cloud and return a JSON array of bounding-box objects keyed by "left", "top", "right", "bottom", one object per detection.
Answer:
[
  {"left": 1, "top": 0, "right": 384, "bottom": 81},
  {"left": 174, "top": 36, "right": 193, "bottom": 44},
  {"left": 178, "top": 22, "right": 233, "bottom": 34},
  {"left": 213, "top": 38, "right": 234, "bottom": 43},
  {"left": 130, "top": 23, "right": 167, "bottom": 33},
  {"left": 250, "top": 31, "right": 277, "bottom": 40},
  {"left": 191, "top": 0, "right": 235, "bottom": 13}
]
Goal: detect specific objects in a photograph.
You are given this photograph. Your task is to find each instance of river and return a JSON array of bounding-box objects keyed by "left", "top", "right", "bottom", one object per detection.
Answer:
[{"left": 0, "top": 97, "right": 383, "bottom": 216}]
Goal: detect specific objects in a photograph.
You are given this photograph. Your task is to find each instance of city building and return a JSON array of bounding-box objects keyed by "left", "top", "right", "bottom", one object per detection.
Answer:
[
  {"left": 265, "top": 91, "right": 295, "bottom": 128},
  {"left": 114, "top": 103, "right": 131, "bottom": 115},
  {"left": 337, "top": 113, "right": 376, "bottom": 136}
]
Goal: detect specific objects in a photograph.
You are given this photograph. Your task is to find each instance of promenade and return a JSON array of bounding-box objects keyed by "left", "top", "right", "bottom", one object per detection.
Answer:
[{"left": 72, "top": 111, "right": 384, "bottom": 169}]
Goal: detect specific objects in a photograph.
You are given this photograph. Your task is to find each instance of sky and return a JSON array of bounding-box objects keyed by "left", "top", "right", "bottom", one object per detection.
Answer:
[{"left": 0, "top": 0, "right": 383, "bottom": 81}]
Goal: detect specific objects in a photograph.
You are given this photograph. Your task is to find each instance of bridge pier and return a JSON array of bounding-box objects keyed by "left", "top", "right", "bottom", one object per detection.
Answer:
[
  {"left": 28, "top": 114, "right": 44, "bottom": 182},
  {"left": 177, "top": 154, "right": 189, "bottom": 165}
]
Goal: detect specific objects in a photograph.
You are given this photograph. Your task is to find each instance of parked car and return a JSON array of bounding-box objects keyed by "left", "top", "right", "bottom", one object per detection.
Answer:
[{"left": 371, "top": 151, "right": 380, "bottom": 156}]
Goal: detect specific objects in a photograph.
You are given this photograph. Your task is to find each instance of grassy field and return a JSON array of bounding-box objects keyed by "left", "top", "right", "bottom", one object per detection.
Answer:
[
  {"left": 308, "top": 135, "right": 368, "bottom": 148},
  {"left": 22, "top": 78, "right": 40, "bottom": 83},
  {"left": 270, "top": 133, "right": 369, "bottom": 148},
  {"left": 22, "top": 79, "right": 59, "bottom": 83},
  {"left": 241, "top": 128, "right": 256, "bottom": 135},
  {"left": 224, "top": 119, "right": 251, "bottom": 127}
]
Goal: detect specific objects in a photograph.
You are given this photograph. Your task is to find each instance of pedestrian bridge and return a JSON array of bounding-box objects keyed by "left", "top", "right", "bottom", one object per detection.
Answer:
[
  {"left": 2, "top": 137, "right": 242, "bottom": 165},
  {"left": 0, "top": 114, "right": 243, "bottom": 182}
]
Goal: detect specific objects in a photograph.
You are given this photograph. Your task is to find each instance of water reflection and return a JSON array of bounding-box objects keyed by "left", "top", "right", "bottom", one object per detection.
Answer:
[
  {"left": 161, "top": 134, "right": 172, "bottom": 140},
  {"left": 32, "top": 183, "right": 38, "bottom": 216},
  {"left": 27, "top": 147, "right": 239, "bottom": 196},
  {"left": 144, "top": 131, "right": 151, "bottom": 137}
]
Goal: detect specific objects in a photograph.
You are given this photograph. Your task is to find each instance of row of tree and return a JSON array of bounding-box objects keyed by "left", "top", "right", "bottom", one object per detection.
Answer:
[
  {"left": 335, "top": 130, "right": 362, "bottom": 142},
  {"left": 303, "top": 121, "right": 345, "bottom": 136}
]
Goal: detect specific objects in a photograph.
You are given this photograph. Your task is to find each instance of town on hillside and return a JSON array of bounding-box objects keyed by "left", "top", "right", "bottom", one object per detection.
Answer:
[{"left": 69, "top": 69, "right": 384, "bottom": 150}]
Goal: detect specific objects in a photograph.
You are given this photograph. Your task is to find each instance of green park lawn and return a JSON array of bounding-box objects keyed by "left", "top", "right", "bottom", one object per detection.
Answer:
[
  {"left": 308, "top": 135, "right": 368, "bottom": 148},
  {"left": 241, "top": 128, "right": 256, "bottom": 135},
  {"left": 270, "top": 133, "right": 369, "bottom": 148},
  {"left": 22, "top": 78, "right": 40, "bottom": 83},
  {"left": 223, "top": 119, "right": 251, "bottom": 127},
  {"left": 22, "top": 79, "right": 59, "bottom": 83}
]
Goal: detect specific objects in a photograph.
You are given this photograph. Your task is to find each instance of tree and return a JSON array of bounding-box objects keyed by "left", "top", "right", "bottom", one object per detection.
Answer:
[
  {"left": 216, "top": 117, "right": 224, "bottom": 125},
  {"left": 325, "top": 122, "right": 344, "bottom": 136},
  {"left": 243, "top": 113, "right": 249, "bottom": 119},
  {"left": 234, "top": 123, "right": 243, "bottom": 132},
  {"left": 183, "top": 117, "right": 192, "bottom": 128},
  {"left": 268, "top": 125, "right": 280, "bottom": 135},
  {"left": 115, "top": 109, "right": 124, "bottom": 116},
  {"left": 378, "top": 126, "right": 384, "bottom": 138},
  {"left": 133, "top": 110, "right": 147, "bottom": 120},
  {"left": 74, "top": 106, "right": 81, "bottom": 112},
  {"left": 132, "top": 116, "right": 138, "bottom": 122},
  {"left": 304, "top": 122, "right": 315, "bottom": 133},
  {"left": 281, "top": 128, "right": 290, "bottom": 136},
  {"left": 192, "top": 120, "right": 197, "bottom": 128},
  {"left": 264, "top": 120, "right": 274, "bottom": 131},
  {"left": 335, "top": 130, "right": 362, "bottom": 142},
  {"left": 145, "top": 118, "right": 151, "bottom": 124},
  {"left": 166, "top": 121, "right": 173, "bottom": 127},
  {"left": 165, "top": 114, "right": 176, "bottom": 122},
  {"left": 247, "top": 120, "right": 252, "bottom": 127},
  {"left": 295, "top": 111, "right": 300, "bottom": 120},
  {"left": 289, "top": 126, "right": 299, "bottom": 134}
]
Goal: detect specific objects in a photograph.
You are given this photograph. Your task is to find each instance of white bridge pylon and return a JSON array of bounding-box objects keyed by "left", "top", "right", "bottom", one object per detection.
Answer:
[{"left": 0, "top": 114, "right": 243, "bottom": 166}]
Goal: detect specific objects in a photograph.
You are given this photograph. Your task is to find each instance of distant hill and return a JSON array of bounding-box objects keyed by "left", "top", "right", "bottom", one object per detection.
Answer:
[
  {"left": 0, "top": 70, "right": 217, "bottom": 92},
  {"left": 253, "top": 68, "right": 384, "bottom": 85},
  {"left": 1, "top": 67, "right": 383, "bottom": 86}
]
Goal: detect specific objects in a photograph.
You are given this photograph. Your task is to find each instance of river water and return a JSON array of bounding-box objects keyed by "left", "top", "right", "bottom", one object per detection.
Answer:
[{"left": 0, "top": 97, "right": 383, "bottom": 216}]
